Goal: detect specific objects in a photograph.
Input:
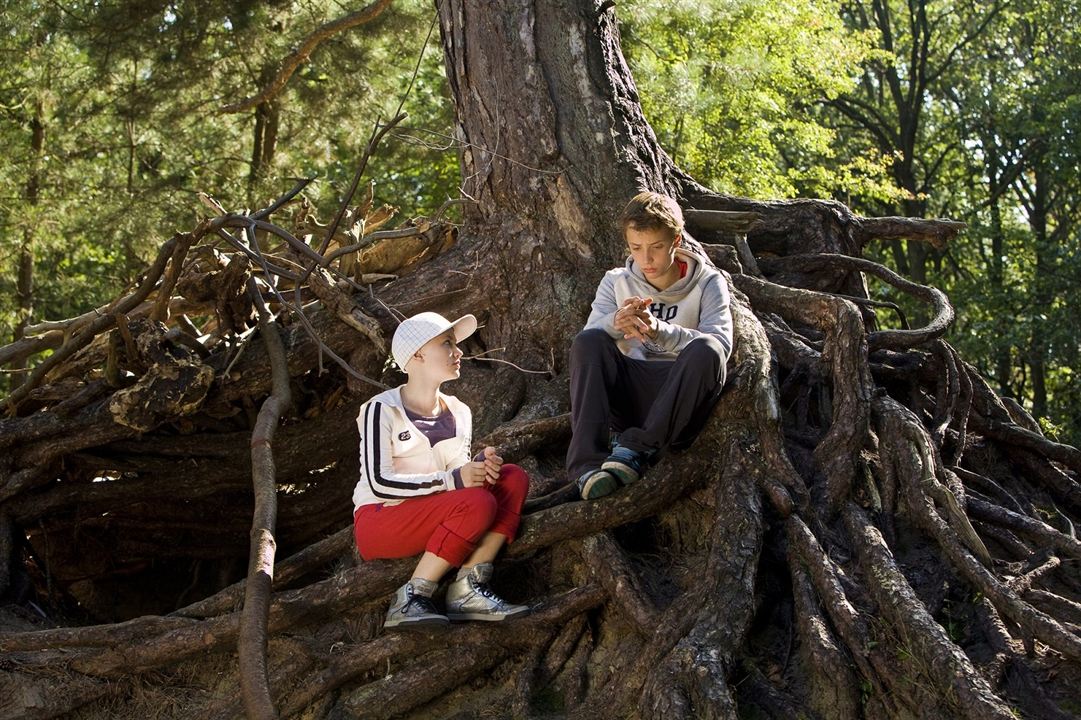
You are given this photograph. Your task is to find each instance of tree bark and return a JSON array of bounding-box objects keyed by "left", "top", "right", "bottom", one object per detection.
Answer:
[
  {"left": 435, "top": 0, "right": 675, "bottom": 370},
  {"left": 248, "top": 94, "right": 279, "bottom": 201}
]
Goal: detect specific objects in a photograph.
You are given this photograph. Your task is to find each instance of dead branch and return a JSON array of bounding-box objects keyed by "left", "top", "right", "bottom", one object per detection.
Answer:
[
  {"left": 239, "top": 281, "right": 292, "bottom": 720},
  {"left": 316, "top": 112, "right": 408, "bottom": 256},
  {"left": 855, "top": 215, "right": 967, "bottom": 250},
  {"left": 4, "top": 230, "right": 197, "bottom": 413}
]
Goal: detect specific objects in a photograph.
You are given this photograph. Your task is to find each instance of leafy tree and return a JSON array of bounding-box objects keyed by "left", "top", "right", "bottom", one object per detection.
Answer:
[
  {"left": 0, "top": 2, "right": 131, "bottom": 384},
  {"left": 0, "top": 0, "right": 460, "bottom": 395},
  {"left": 811, "top": 0, "right": 1081, "bottom": 444},
  {"left": 908, "top": 0, "right": 1081, "bottom": 442},
  {"left": 828, "top": 0, "right": 1008, "bottom": 282},
  {"left": 621, "top": 0, "right": 899, "bottom": 202}
]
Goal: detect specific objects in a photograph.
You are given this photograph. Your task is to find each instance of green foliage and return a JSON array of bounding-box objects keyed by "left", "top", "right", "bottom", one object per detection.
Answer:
[
  {"left": 0, "top": 0, "right": 459, "bottom": 354},
  {"left": 815, "top": 0, "right": 1081, "bottom": 445},
  {"left": 620, "top": 0, "right": 899, "bottom": 201},
  {"left": 937, "top": 0, "right": 1081, "bottom": 444},
  {"left": 621, "top": 0, "right": 1081, "bottom": 443}
]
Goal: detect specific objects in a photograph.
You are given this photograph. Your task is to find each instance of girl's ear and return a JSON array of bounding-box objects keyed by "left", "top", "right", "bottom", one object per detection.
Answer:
[{"left": 673, "top": 233, "right": 682, "bottom": 247}]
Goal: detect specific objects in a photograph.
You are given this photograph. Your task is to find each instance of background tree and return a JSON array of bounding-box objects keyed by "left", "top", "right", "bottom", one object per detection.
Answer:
[
  {"left": 997, "top": 0, "right": 1081, "bottom": 435},
  {"left": 0, "top": 0, "right": 459, "bottom": 398},
  {"left": 621, "top": 0, "right": 900, "bottom": 203},
  {"left": 894, "top": 0, "right": 1081, "bottom": 443},
  {"left": 828, "top": 0, "right": 1007, "bottom": 283}
]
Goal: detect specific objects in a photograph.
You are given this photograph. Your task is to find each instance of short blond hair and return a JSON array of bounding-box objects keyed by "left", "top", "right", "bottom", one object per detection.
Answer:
[{"left": 620, "top": 191, "right": 684, "bottom": 240}]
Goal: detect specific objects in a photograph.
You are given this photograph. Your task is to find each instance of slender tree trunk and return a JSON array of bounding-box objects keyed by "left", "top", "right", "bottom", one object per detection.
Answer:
[
  {"left": 125, "top": 60, "right": 138, "bottom": 196},
  {"left": 248, "top": 102, "right": 280, "bottom": 202},
  {"left": 832, "top": 0, "right": 948, "bottom": 311},
  {"left": 250, "top": 107, "right": 264, "bottom": 192},
  {"left": 248, "top": 65, "right": 280, "bottom": 203},
  {"left": 899, "top": 167, "right": 930, "bottom": 326},
  {"left": 260, "top": 100, "right": 279, "bottom": 176},
  {"left": 1027, "top": 161, "right": 1051, "bottom": 420},
  {"left": 11, "top": 100, "right": 44, "bottom": 392},
  {"left": 984, "top": 138, "right": 1013, "bottom": 396}
]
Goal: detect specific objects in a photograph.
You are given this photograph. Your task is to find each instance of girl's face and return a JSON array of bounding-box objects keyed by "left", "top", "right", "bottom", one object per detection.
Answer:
[{"left": 411, "top": 330, "right": 463, "bottom": 382}]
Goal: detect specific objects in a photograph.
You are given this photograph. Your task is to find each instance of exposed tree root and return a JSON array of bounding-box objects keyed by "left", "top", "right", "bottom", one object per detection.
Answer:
[
  {"left": 843, "top": 504, "right": 1017, "bottom": 720},
  {"left": 238, "top": 281, "right": 293, "bottom": 718},
  {"left": 5, "top": 194, "right": 1079, "bottom": 717}
]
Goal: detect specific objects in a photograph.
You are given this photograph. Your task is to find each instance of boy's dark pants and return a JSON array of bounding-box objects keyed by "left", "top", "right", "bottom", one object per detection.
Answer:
[{"left": 566, "top": 328, "right": 726, "bottom": 481}]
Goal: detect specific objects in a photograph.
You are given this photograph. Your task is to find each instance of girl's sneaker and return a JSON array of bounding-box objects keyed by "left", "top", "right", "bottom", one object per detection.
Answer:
[
  {"left": 445, "top": 563, "right": 529, "bottom": 621},
  {"left": 384, "top": 581, "right": 449, "bottom": 629}
]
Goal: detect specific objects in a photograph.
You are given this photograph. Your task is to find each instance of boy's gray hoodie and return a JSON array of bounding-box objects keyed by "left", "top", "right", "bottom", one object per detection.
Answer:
[{"left": 583, "top": 246, "right": 733, "bottom": 362}]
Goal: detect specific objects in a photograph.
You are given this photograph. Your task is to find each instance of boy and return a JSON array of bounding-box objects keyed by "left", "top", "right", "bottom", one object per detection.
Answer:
[
  {"left": 569, "top": 191, "right": 733, "bottom": 499},
  {"left": 353, "top": 312, "right": 531, "bottom": 628}
]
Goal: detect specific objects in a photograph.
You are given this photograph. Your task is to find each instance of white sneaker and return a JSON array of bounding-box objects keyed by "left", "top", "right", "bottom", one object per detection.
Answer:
[{"left": 445, "top": 563, "right": 530, "bottom": 622}]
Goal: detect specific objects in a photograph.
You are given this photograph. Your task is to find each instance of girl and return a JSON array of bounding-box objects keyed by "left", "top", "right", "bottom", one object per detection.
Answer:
[{"left": 352, "top": 312, "right": 530, "bottom": 628}]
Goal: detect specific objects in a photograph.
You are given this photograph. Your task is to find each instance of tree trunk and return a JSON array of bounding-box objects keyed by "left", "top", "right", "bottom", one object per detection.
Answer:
[
  {"left": 435, "top": 0, "right": 673, "bottom": 368},
  {"left": 985, "top": 138, "right": 1013, "bottom": 396},
  {"left": 10, "top": 99, "right": 44, "bottom": 392},
  {"left": 437, "top": 0, "right": 874, "bottom": 366},
  {"left": 1027, "top": 158, "right": 1051, "bottom": 420},
  {"left": 249, "top": 65, "right": 281, "bottom": 203}
]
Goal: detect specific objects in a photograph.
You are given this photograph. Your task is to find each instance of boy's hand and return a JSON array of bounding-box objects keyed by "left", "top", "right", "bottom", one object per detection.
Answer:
[
  {"left": 460, "top": 462, "right": 490, "bottom": 487},
  {"left": 482, "top": 446, "right": 503, "bottom": 483},
  {"left": 615, "top": 296, "right": 656, "bottom": 342}
]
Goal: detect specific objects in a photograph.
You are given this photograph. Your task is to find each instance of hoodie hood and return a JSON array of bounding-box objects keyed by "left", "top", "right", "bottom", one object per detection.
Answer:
[{"left": 624, "top": 246, "right": 709, "bottom": 300}]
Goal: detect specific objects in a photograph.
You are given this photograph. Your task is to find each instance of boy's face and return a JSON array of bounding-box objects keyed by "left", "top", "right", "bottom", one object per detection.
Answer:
[{"left": 625, "top": 226, "right": 681, "bottom": 288}]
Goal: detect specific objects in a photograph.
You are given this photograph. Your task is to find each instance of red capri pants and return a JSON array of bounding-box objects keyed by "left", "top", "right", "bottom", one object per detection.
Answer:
[{"left": 353, "top": 464, "right": 529, "bottom": 567}]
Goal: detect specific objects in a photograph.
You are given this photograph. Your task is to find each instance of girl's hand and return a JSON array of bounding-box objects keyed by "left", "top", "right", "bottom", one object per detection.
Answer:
[
  {"left": 482, "top": 446, "right": 503, "bottom": 483},
  {"left": 460, "top": 462, "right": 489, "bottom": 487}
]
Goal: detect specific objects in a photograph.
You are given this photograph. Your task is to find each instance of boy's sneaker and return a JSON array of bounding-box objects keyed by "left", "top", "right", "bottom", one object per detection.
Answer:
[
  {"left": 577, "top": 468, "right": 620, "bottom": 500},
  {"left": 608, "top": 431, "right": 622, "bottom": 451},
  {"left": 445, "top": 563, "right": 530, "bottom": 622},
  {"left": 601, "top": 445, "right": 649, "bottom": 486},
  {"left": 384, "top": 581, "right": 449, "bottom": 629}
]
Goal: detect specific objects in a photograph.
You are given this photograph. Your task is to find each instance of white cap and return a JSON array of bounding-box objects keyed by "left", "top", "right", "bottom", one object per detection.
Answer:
[{"left": 391, "top": 312, "right": 478, "bottom": 372}]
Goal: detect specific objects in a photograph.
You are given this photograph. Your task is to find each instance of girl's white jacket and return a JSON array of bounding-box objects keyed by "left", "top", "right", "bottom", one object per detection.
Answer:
[{"left": 352, "top": 386, "right": 472, "bottom": 511}]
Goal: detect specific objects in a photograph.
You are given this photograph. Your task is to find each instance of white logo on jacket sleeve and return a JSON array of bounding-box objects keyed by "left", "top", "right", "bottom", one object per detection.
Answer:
[{"left": 398, "top": 430, "right": 411, "bottom": 441}]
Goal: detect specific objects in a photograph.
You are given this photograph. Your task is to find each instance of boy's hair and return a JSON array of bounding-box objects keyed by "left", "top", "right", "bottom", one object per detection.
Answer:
[{"left": 620, "top": 191, "right": 684, "bottom": 240}]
